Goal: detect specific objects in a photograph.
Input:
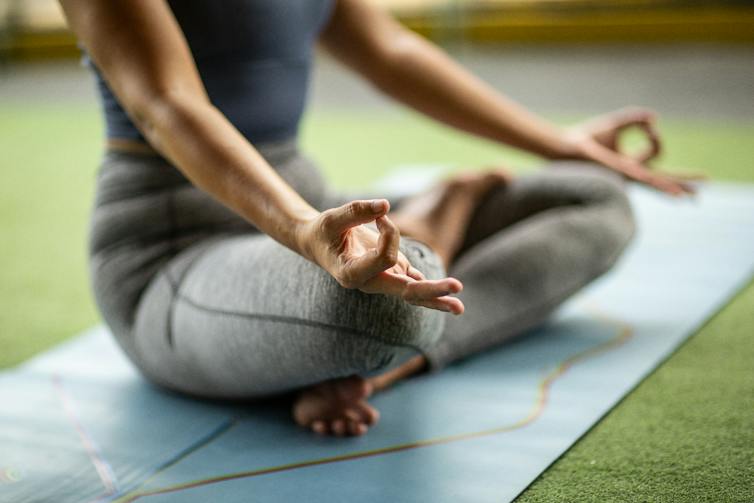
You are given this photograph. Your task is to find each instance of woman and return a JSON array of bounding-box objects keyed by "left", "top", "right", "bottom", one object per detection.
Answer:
[{"left": 60, "top": 0, "right": 692, "bottom": 437}]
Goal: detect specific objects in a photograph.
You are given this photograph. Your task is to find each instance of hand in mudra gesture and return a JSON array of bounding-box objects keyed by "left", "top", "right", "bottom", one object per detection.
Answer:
[
  {"left": 564, "top": 107, "right": 703, "bottom": 196},
  {"left": 298, "top": 199, "right": 464, "bottom": 314}
]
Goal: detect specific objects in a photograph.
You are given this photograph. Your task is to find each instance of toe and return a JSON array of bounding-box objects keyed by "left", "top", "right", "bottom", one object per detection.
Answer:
[
  {"left": 347, "top": 419, "right": 367, "bottom": 436},
  {"left": 353, "top": 402, "right": 380, "bottom": 425},
  {"left": 343, "top": 407, "right": 362, "bottom": 423},
  {"left": 292, "top": 393, "right": 322, "bottom": 427},
  {"left": 311, "top": 420, "right": 327, "bottom": 435},
  {"left": 331, "top": 419, "right": 347, "bottom": 437}
]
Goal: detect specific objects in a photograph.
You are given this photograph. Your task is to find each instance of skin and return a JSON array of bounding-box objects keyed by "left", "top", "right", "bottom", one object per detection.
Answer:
[{"left": 59, "top": 0, "right": 699, "bottom": 437}]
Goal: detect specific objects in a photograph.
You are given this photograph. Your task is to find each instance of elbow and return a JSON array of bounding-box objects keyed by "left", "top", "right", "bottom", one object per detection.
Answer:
[
  {"left": 350, "top": 22, "right": 421, "bottom": 85},
  {"left": 368, "top": 30, "right": 426, "bottom": 93}
]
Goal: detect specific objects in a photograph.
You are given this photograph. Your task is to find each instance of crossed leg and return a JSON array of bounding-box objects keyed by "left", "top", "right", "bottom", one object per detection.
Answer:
[
  {"left": 423, "top": 162, "right": 636, "bottom": 370},
  {"left": 293, "top": 162, "right": 636, "bottom": 435}
]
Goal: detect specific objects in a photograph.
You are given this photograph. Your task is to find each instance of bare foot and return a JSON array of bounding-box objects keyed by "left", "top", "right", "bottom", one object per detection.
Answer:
[
  {"left": 292, "top": 375, "right": 379, "bottom": 436},
  {"left": 390, "top": 168, "right": 511, "bottom": 268},
  {"left": 292, "top": 356, "right": 429, "bottom": 436}
]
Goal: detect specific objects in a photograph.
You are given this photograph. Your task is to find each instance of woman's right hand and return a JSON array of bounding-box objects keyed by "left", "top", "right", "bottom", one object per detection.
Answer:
[{"left": 296, "top": 199, "right": 464, "bottom": 314}]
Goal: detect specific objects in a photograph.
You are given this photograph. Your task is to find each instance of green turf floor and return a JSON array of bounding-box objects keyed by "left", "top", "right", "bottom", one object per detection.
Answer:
[{"left": 2, "top": 103, "right": 753, "bottom": 501}]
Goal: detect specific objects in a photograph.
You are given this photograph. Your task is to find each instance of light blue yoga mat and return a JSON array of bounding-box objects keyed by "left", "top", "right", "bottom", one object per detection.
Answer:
[{"left": 2, "top": 180, "right": 754, "bottom": 503}]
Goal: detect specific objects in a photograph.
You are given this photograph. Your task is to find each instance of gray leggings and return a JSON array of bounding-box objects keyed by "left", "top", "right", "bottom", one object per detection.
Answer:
[{"left": 89, "top": 139, "right": 635, "bottom": 399}]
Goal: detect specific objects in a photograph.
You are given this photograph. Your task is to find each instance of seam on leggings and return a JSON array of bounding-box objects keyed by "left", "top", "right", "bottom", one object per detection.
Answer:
[
  {"left": 161, "top": 244, "right": 216, "bottom": 348},
  {"left": 162, "top": 192, "right": 178, "bottom": 347},
  {"left": 174, "top": 291, "right": 427, "bottom": 352},
  {"left": 166, "top": 191, "right": 178, "bottom": 258},
  {"left": 163, "top": 272, "right": 179, "bottom": 349},
  {"left": 158, "top": 234, "right": 256, "bottom": 349}
]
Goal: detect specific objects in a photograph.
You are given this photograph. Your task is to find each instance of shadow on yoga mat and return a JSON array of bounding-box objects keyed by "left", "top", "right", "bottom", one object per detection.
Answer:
[{"left": 2, "top": 179, "right": 754, "bottom": 503}]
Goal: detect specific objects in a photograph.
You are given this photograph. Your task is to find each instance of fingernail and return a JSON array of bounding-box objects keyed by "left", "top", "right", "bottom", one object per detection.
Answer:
[{"left": 371, "top": 200, "right": 385, "bottom": 212}]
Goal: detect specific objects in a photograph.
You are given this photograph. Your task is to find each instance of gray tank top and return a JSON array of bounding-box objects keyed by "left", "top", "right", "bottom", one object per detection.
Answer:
[{"left": 86, "top": 0, "right": 334, "bottom": 144}]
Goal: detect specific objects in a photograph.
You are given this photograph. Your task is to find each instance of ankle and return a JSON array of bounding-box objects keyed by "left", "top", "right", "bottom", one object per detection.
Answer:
[{"left": 368, "top": 354, "right": 428, "bottom": 393}]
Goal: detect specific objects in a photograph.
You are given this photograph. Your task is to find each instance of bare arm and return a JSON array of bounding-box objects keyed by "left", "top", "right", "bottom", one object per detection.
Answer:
[
  {"left": 60, "top": 0, "right": 318, "bottom": 251},
  {"left": 320, "top": 0, "right": 694, "bottom": 195},
  {"left": 60, "top": 0, "right": 465, "bottom": 313},
  {"left": 320, "top": 0, "right": 574, "bottom": 159}
]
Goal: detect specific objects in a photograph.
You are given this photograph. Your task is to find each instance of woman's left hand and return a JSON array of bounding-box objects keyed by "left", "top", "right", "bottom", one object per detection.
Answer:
[{"left": 562, "top": 107, "right": 703, "bottom": 196}]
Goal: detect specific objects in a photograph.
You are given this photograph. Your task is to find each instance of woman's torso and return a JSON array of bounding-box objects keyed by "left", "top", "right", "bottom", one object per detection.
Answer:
[
  {"left": 86, "top": 0, "right": 335, "bottom": 145},
  {"left": 86, "top": 1, "right": 339, "bottom": 342}
]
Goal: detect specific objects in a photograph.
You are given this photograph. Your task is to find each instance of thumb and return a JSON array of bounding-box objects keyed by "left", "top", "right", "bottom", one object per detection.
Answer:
[{"left": 321, "top": 199, "right": 389, "bottom": 234}]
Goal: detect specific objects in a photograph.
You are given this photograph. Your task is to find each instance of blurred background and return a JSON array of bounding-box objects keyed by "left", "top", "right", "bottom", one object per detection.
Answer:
[{"left": 1, "top": 1, "right": 753, "bottom": 501}]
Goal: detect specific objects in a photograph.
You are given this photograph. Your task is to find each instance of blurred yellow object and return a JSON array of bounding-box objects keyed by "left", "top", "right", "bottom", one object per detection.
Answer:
[
  {"left": 381, "top": 0, "right": 754, "bottom": 44},
  {"left": 2, "top": 0, "right": 754, "bottom": 61}
]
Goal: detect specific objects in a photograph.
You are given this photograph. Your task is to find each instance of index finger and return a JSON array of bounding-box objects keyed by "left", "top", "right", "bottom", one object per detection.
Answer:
[
  {"left": 611, "top": 109, "right": 662, "bottom": 164},
  {"left": 322, "top": 199, "right": 389, "bottom": 235},
  {"left": 342, "top": 215, "right": 400, "bottom": 286},
  {"left": 632, "top": 120, "right": 662, "bottom": 164},
  {"left": 587, "top": 143, "right": 690, "bottom": 197}
]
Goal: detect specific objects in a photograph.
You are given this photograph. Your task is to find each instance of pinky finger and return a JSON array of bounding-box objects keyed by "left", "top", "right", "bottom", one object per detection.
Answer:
[
  {"left": 649, "top": 178, "right": 685, "bottom": 196},
  {"left": 441, "top": 296, "right": 465, "bottom": 315},
  {"left": 412, "top": 296, "right": 465, "bottom": 315},
  {"left": 660, "top": 170, "right": 708, "bottom": 182},
  {"left": 654, "top": 174, "right": 697, "bottom": 195}
]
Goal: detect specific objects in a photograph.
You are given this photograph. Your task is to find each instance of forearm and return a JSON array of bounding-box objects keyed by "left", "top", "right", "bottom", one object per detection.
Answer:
[
  {"left": 321, "top": 0, "right": 575, "bottom": 160},
  {"left": 370, "top": 31, "right": 576, "bottom": 159},
  {"left": 139, "top": 93, "right": 318, "bottom": 257},
  {"left": 58, "top": 0, "right": 321, "bottom": 259}
]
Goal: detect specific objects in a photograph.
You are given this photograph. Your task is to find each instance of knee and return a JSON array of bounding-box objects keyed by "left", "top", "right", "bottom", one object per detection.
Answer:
[
  {"left": 589, "top": 172, "right": 636, "bottom": 265},
  {"left": 594, "top": 203, "right": 636, "bottom": 276},
  {"left": 353, "top": 297, "right": 445, "bottom": 372},
  {"left": 562, "top": 162, "right": 636, "bottom": 247},
  {"left": 367, "top": 292, "right": 446, "bottom": 349},
  {"left": 338, "top": 239, "right": 447, "bottom": 369},
  {"left": 547, "top": 163, "right": 637, "bottom": 274},
  {"left": 584, "top": 185, "right": 637, "bottom": 276}
]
